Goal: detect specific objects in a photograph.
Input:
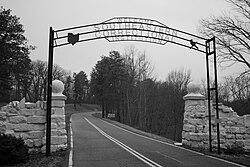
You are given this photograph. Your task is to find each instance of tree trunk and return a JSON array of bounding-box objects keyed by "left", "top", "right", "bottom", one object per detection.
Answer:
[{"left": 102, "top": 100, "right": 105, "bottom": 118}]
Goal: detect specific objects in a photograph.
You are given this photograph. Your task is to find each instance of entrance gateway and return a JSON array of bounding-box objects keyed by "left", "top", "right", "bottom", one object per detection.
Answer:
[{"left": 46, "top": 17, "right": 220, "bottom": 156}]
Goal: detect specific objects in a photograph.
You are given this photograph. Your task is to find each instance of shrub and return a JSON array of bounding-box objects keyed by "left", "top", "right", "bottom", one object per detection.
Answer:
[
  {"left": 0, "top": 133, "right": 29, "bottom": 165},
  {"left": 224, "top": 144, "right": 245, "bottom": 155}
]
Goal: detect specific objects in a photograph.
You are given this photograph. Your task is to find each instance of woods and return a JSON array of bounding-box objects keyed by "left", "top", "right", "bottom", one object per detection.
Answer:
[
  {"left": 1, "top": 0, "right": 250, "bottom": 143},
  {"left": 89, "top": 49, "right": 191, "bottom": 141}
]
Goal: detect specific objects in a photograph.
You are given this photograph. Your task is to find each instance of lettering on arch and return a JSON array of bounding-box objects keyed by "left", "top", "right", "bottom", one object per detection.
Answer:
[
  {"left": 54, "top": 16, "right": 206, "bottom": 51},
  {"left": 93, "top": 17, "right": 178, "bottom": 45}
]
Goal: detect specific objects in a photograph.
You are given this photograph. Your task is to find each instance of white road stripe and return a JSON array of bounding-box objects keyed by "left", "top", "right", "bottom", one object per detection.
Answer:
[
  {"left": 100, "top": 119, "right": 246, "bottom": 167},
  {"left": 101, "top": 119, "right": 203, "bottom": 156},
  {"left": 84, "top": 117, "right": 163, "bottom": 167},
  {"left": 68, "top": 118, "right": 73, "bottom": 167},
  {"left": 156, "top": 151, "right": 183, "bottom": 164}
]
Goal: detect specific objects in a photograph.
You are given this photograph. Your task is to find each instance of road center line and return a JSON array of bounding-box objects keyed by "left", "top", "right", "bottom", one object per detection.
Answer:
[
  {"left": 100, "top": 118, "right": 203, "bottom": 156},
  {"left": 100, "top": 119, "right": 246, "bottom": 167},
  {"left": 155, "top": 151, "right": 183, "bottom": 164},
  {"left": 84, "top": 117, "right": 163, "bottom": 167}
]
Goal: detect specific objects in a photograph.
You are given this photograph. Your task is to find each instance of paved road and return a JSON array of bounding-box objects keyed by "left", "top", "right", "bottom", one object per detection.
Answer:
[{"left": 71, "top": 112, "right": 244, "bottom": 167}]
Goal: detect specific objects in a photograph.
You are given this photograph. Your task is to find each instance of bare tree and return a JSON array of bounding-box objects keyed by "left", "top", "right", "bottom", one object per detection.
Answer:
[
  {"left": 122, "top": 45, "right": 154, "bottom": 128},
  {"left": 123, "top": 46, "right": 138, "bottom": 125},
  {"left": 217, "top": 74, "right": 250, "bottom": 115},
  {"left": 52, "top": 64, "right": 69, "bottom": 81},
  {"left": 166, "top": 68, "right": 192, "bottom": 141},
  {"left": 166, "top": 68, "right": 192, "bottom": 91},
  {"left": 199, "top": 0, "right": 250, "bottom": 75},
  {"left": 29, "top": 60, "right": 70, "bottom": 101},
  {"left": 136, "top": 51, "right": 154, "bottom": 130},
  {"left": 30, "top": 60, "right": 47, "bottom": 101}
]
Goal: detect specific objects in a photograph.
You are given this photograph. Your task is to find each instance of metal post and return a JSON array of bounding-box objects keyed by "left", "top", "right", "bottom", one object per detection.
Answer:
[
  {"left": 46, "top": 27, "right": 54, "bottom": 157},
  {"left": 213, "top": 37, "right": 220, "bottom": 155},
  {"left": 205, "top": 40, "right": 212, "bottom": 152},
  {"left": 205, "top": 37, "right": 220, "bottom": 154}
]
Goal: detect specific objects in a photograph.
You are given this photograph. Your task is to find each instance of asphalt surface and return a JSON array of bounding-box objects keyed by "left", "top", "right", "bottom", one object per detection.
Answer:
[{"left": 71, "top": 112, "right": 245, "bottom": 167}]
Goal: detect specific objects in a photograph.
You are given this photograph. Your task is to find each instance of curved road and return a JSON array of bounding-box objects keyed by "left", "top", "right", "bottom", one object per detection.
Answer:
[{"left": 71, "top": 112, "right": 245, "bottom": 167}]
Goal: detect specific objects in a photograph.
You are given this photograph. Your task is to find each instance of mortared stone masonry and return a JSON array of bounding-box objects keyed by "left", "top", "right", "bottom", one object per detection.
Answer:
[
  {"left": 0, "top": 80, "right": 67, "bottom": 153},
  {"left": 182, "top": 85, "right": 250, "bottom": 152}
]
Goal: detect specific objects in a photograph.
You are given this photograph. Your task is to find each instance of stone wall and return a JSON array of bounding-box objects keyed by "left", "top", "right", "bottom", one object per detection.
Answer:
[
  {"left": 182, "top": 92, "right": 250, "bottom": 152},
  {"left": 0, "top": 80, "right": 67, "bottom": 153}
]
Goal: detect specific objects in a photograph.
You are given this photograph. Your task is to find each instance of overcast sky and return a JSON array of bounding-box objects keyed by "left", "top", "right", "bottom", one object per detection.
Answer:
[{"left": 1, "top": 0, "right": 244, "bottom": 82}]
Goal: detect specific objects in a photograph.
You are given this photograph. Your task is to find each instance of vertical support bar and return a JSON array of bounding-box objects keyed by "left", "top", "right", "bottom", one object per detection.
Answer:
[
  {"left": 46, "top": 27, "right": 54, "bottom": 157},
  {"left": 213, "top": 37, "right": 220, "bottom": 155},
  {"left": 205, "top": 40, "right": 212, "bottom": 152}
]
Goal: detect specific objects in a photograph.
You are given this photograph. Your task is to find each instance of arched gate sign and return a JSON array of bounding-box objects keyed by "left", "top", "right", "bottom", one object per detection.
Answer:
[{"left": 46, "top": 17, "right": 220, "bottom": 156}]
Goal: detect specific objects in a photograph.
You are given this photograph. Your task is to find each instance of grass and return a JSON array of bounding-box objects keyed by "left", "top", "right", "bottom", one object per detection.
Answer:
[
  {"left": 5, "top": 151, "right": 68, "bottom": 167},
  {"left": 182, "top": 145, "right": 250, "bottom": 166}
]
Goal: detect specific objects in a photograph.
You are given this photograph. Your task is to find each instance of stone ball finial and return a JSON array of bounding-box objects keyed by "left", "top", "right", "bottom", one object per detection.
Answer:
[{"left": 52, "top": 80, "right": 64, "bottom": 95}]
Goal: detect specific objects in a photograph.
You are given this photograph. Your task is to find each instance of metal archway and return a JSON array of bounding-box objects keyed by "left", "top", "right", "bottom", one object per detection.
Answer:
[{"left": 46, "top": 17, "right": 220, "bottom": 156}]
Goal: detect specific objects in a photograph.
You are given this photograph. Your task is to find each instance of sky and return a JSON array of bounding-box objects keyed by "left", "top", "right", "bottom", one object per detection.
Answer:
[{"left": 1, "top": 0, "right": 244, "bottom": 83}]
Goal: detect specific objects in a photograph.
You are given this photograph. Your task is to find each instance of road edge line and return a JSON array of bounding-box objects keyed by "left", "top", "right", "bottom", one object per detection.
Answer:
[
  {"left": 68, "top": 117, "right": 73, "bottom": 167},
  {"left": 84, "top": 117, "right": 163, "bottom": 167},
  {"left": 101, "top": 119, "right": 203, "bottom": 155},
  {"left": 100, "top": 119, "right": 246, "bottom": 167}
]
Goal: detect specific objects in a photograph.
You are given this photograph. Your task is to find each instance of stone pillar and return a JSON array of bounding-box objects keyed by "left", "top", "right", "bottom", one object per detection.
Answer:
[
  {"left": 182, "top": 84, "right": 208, "bottom": 149},
  {"left": 182, "top": 85, "right": 250, "bottom": 152},
  {"left": 42, "top": 80, "right": 67, "bottom": 153}
]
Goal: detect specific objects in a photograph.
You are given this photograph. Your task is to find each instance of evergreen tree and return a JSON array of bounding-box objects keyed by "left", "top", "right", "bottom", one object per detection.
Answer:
[
  {"left": 90, "top": 51, "right": 128, "bottom": 119},
  {"left": 0, "top": 7, "right": 34, "bottom": 102},
  {"left": 73, "top": 71, "right": 88, "bottom": 107},
  {"left": 64, "top": 75, "right": 74, "bottom": 103}
]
